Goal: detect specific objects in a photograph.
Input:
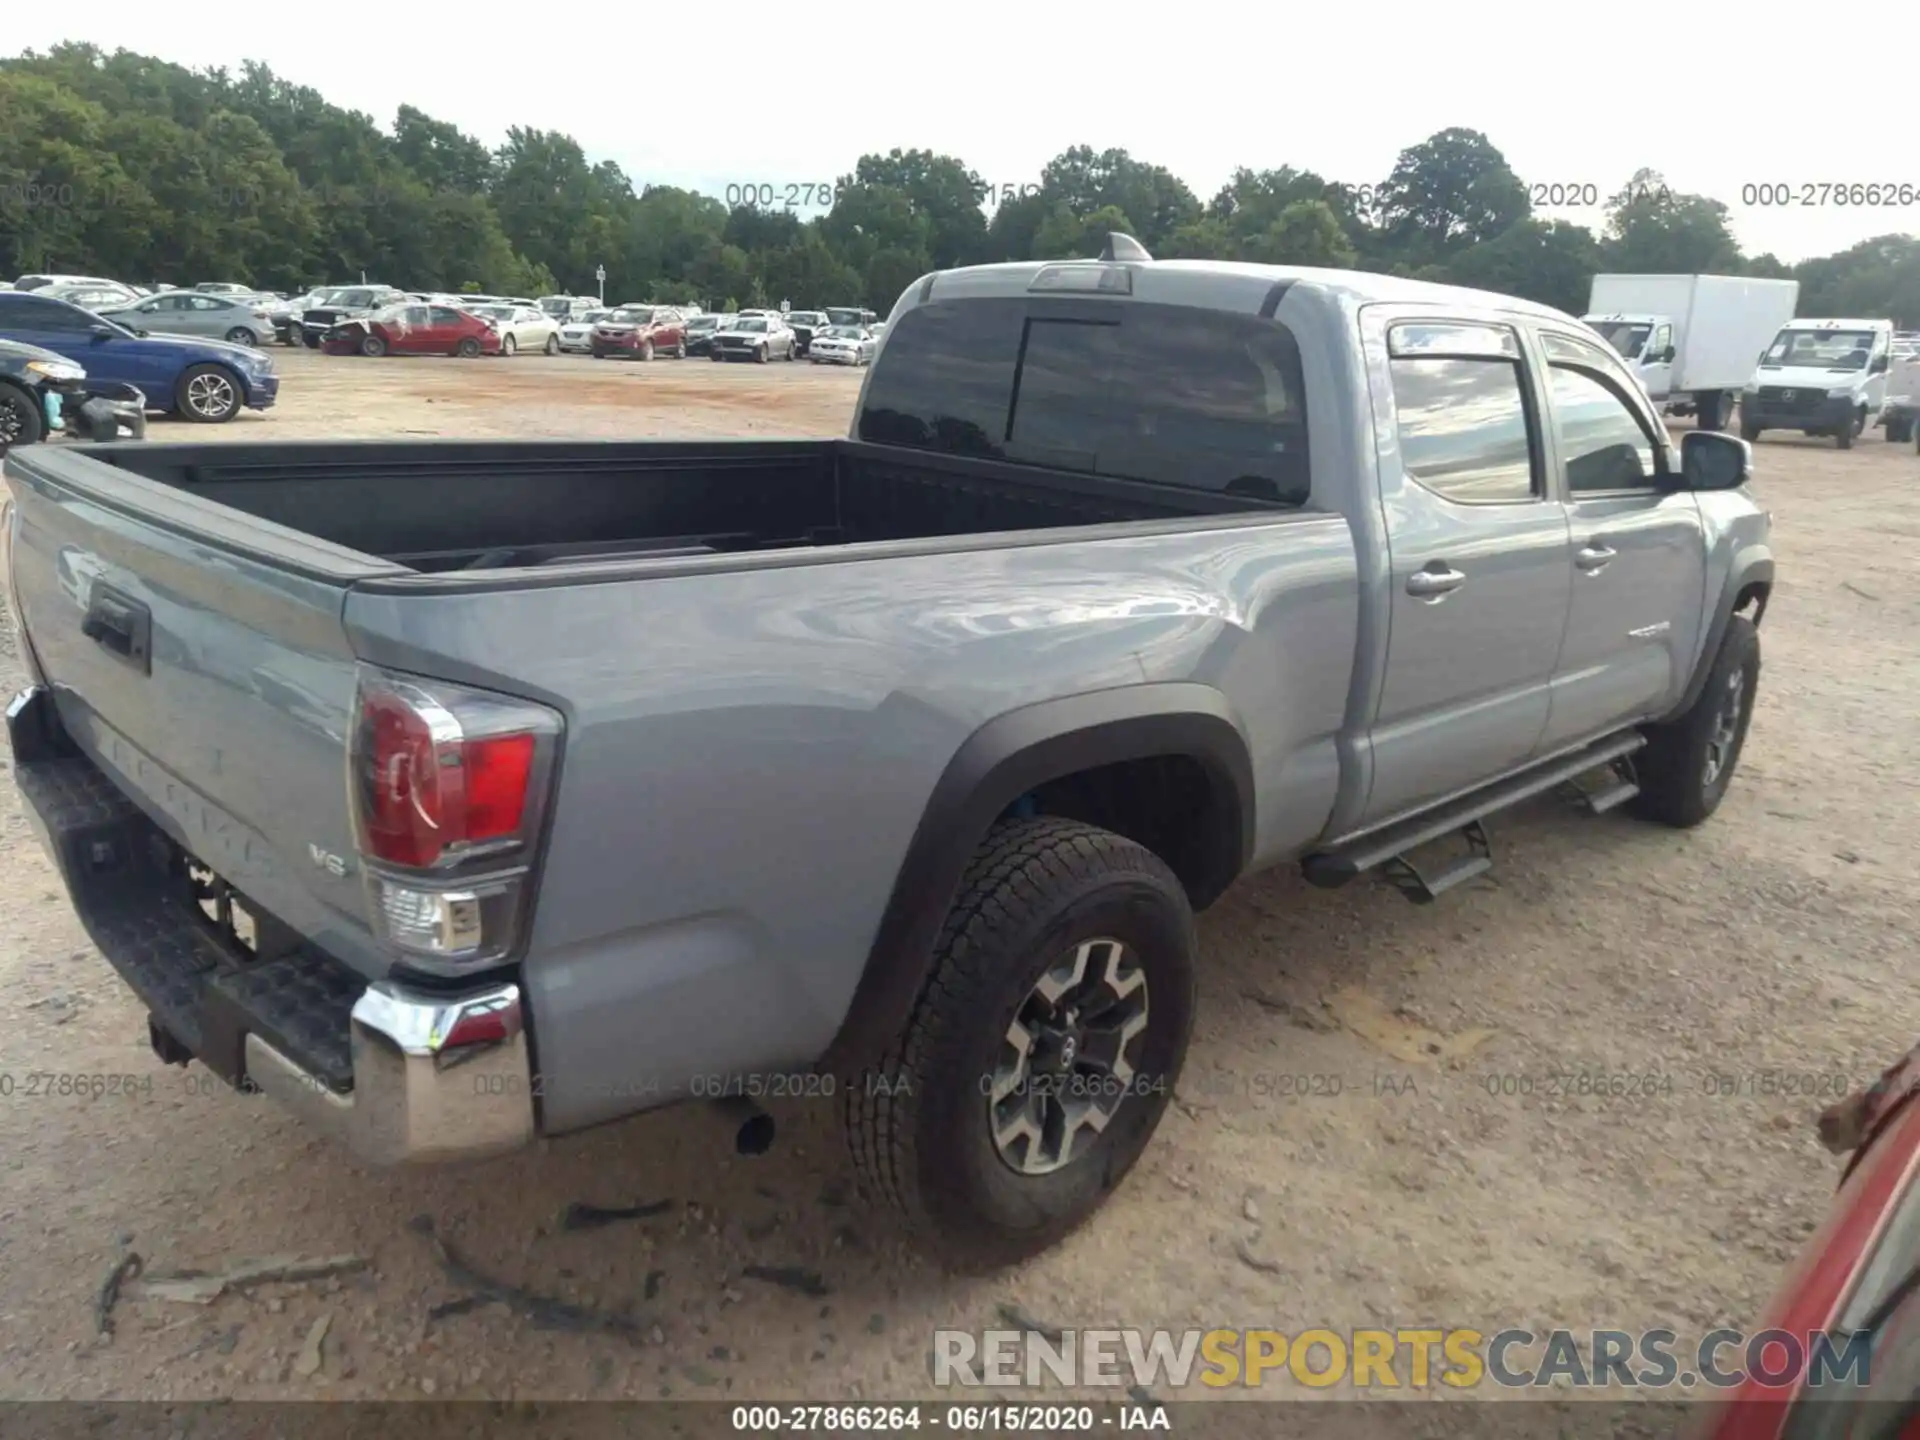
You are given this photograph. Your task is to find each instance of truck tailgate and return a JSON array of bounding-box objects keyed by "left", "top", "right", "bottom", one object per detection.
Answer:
[{"left": 4, "top": 445, "right": 408, "bottom": 983}]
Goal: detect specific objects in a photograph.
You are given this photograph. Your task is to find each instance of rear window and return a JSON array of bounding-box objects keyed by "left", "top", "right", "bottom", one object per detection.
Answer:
[{"left": 856, "top": 298, "right": 1310, "bottom": 503}]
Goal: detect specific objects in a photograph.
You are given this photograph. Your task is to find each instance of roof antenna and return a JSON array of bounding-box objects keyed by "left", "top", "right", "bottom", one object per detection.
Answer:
[{"left": 1098, "top": 232, "right": 1152, "bottom": 263}]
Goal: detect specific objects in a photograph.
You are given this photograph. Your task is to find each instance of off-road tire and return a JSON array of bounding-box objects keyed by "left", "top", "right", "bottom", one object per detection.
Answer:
[
  {"left": 844, "top": 816, "right": 1196, "bottom": 1272},
  {"left": 1631, "top": 614, "right": 1760, "bottom": 829}
]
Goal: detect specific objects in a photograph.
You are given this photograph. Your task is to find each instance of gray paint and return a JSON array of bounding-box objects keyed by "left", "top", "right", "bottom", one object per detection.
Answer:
[{"left": 3, "top": 254, "right": 1773, "bottom": 1139}]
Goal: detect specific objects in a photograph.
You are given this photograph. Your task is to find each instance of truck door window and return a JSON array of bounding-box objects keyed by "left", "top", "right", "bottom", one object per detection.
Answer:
[
  {"left": 1548, "top": 366, "right": 1659, "bottom": 493},
  {"left": 1386, "top": 323, "right": 1539, "bottom": 504},
  {"left": 1649, "top": 324, "right": 1671, "bottom": 359}
]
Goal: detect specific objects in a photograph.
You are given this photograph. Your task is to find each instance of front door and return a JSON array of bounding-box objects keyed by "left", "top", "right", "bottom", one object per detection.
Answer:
[
  {"left": 1532, "top": 327, "right": 1708, "bottom": 751},
  {"left": 1637, "top": 321, "right": 1673, "bottom": 404},
  {"left": 1360, "top": 314, "right": 1573, "bottom": 828}
]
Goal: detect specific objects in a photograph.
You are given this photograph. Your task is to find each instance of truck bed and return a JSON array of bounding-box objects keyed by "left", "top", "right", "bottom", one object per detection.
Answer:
[{"left": 68, "top": 439, "right": 1264, "bottom": 574}]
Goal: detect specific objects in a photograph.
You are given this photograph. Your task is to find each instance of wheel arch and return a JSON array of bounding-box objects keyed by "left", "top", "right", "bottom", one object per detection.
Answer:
[
  {"left": 1664, "top": 554, "right": 1772, "bottom": 723},
  {"left": 819, "top": 683, "right": 1254, "bottom": 1073}
]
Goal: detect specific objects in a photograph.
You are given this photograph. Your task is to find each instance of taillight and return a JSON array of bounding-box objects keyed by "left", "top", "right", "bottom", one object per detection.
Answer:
[{"left": 349, "top": 666, "right": 562, "bottom": 973}]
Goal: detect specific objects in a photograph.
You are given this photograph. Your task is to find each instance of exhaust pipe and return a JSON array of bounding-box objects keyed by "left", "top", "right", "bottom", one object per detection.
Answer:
[{"left": 714, "top": 1096, "right": 775, "bottom": 1156}]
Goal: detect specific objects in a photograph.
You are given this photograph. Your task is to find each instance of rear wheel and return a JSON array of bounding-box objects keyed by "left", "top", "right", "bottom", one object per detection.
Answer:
[
  {"left": 0, "top": 384, "right": 46, "bottom": 447},
  {"left": 844, "top": 817, "right": 1196, "bottom": 1272},
  {"left": 359, "top": 333, "right": 387, "bottom": 357},
  {"left": 224, "top": 326, "right": 256, "bottom": 346},
  {"left": 455, "top": 337, "right": 481, "bottom": 358},
  {"left": 1695, "top": 391, "right": 1726, "bottom": 431},
  {"left": 1886, "top": 416, "right": 1913, "bottom": 444},
  {"left": 176, "top": 365, "right": 242, "bottom": 423}
]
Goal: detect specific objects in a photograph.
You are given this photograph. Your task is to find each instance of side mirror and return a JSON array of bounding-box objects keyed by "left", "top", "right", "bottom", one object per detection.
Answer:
[
  {"left": 1680, "top": 429, "right": 1751, "bottom": 490},
  {"left": 88, "top": 323, "right": 114, "bottom": 341},
  {"left": 1869, "top": 354, "right": 1889, "bottom": 374}
]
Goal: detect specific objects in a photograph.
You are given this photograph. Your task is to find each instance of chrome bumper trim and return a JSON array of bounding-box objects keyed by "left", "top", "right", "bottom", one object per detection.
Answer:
[{"left": 244, "top": 979, "right": 534, "bottom": 1165}]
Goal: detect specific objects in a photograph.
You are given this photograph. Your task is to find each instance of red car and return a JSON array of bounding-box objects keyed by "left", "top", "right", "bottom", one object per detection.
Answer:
[
  {"left": 1694, "top": 1045, "right": 1920, "bottom": 1438},
  {"left": 590, "top": 305, "right": 687, "bottom": 360},
  {"left": 323, "top": 302, "right": 502, "bottom": 358}
]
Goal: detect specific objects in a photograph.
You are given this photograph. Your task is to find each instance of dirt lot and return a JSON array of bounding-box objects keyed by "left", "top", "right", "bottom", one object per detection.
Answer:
[{"left": 1, "top": 347, "right": 1916, "bottom": 1409}]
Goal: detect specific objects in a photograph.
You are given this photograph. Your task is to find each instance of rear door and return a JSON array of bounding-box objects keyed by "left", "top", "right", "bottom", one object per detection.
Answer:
[
  {"left": 388, "top": 306, "right": 434, "bottom": 354},
  {"left": 1531, "top": 325, "right": 1706, "bottom": 751},
  {"left": 1356, "top": 312, "right": 1573, "bottom": 827}
]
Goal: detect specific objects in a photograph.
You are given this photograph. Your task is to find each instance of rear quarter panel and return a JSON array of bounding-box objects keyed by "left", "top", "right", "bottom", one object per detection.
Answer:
[{"left": 343, "top": 518, "right": 1359, "bottom": 1133}]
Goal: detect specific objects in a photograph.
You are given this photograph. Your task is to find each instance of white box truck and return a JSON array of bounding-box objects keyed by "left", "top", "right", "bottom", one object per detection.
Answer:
[{"left": 1583, "top": 274, "right": 1800, "bottom": 432}]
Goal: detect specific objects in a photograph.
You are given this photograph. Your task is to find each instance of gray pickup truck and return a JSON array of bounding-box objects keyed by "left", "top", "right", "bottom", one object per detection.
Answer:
[{"left": 0, "top": 239, "right": 1774, "bottom": 1271}]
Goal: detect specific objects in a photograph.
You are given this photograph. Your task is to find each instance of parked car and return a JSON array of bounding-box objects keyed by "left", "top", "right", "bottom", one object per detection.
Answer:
[
  {"left": 682, "top": 313, "right": 731, "bottom": 357},
  {"left": 0, "top": 336, "right": 90, "bottom": 446},
  {"left": 321, "top": 302, "right": 502, "bottom": 358},
  {"left": 97, "top": 290, "right": 274, "bottom": 347},
  {"left": 0, "top": 239, "right": 1774, "bottom": 1271},
  {"left": 710, "top": 313, "right": 796, "bottom": 362},
  {"left": 268, "top": 289, "right": 330, "bottom": 344},
  {"left": 470, "top": 305, "right": 561, "bottom": 356},
  {"left": 784, "top": 310, "right": 829, "bottom": 355},
  {"left": 591, "top": 306, "right": 687, "bottom": 360},
  {"left": 0, "top": 291, "right": 277, "bottom": 422},
  {"left": 1691, "top": 1040, "right": 1920, "bottom": 1438},
  {"left": 298, "top": 287, "right": 408, "bottom": 348},
  {"left": 13, "top": 273, "right": 122, "bottom": 293},
  {"left": 41, "top": 281, "right": 142, "bottom": 312},
  {"left": 193, "top": 282, "right": 257, "bottom": 295},
  {"left": 1740, "top": 318, "right": 1896, "bottom": 449},
  {"left": 537, "top": 295, "right": 602, "bottom": 320},
  {"left": 555, "top": 310, "right": 611, "bottom": 353},
  {"left": 806, "top": 324, "right": 879, "bottom": 367}
]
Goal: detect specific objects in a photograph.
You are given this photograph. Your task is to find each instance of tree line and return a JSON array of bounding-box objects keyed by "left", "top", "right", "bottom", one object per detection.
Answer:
[{"left": 2, "top": 44, "right": 1916, "bottom": 325}]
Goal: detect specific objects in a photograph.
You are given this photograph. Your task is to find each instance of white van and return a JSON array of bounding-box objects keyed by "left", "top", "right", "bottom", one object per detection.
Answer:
[{"left": 1739, "top": 318, "right": 1896, "bottom": 449}]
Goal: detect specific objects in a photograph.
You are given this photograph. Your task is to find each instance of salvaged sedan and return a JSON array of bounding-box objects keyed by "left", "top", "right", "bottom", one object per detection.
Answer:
[
  {"left": 807, "top": 324, "right": 878, "bottom": 367},
  {"left": 322, "top": 302, "right": 502, "bottom": 358}
]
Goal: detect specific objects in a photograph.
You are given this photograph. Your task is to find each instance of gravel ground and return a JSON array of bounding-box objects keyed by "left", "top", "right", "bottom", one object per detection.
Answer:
[{"left": 0, "top": 353, "right": 1915, "bottom": 1410}]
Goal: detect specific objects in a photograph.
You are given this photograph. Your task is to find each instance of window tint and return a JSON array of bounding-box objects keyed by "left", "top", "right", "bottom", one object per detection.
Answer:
[
  {"left": 1549, "top": 366, "right": 1658, "bottom": 492},
  {"left": 1389, "top": 357, "right": 1537, "bottom": 503},
  {"left": 428, "top": 307, "right": 463, "bottom": 325},
  {"left": 2, "top": 295, "right": 93, "bottom": 332},
  {"left": 858, "top": 298, "right": 1311, "bottom": 501}
]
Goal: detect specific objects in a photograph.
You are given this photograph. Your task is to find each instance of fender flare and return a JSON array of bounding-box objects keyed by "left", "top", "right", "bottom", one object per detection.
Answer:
[
  {"left": 819, "top": 683, "right": 1254, "bottom": 1073},
  {"left": 1664, "top": 553, "right": 1773, "bottom": 723}
]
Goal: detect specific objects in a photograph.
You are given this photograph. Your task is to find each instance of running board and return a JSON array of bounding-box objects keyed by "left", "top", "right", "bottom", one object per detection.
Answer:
[{"left": 1302, "top": 732, "right": 1647, "bottom": 900}]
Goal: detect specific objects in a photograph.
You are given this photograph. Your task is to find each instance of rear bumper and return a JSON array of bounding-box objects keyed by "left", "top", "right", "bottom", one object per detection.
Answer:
[{"left": 5, "top": 685, "right": 534, "bottom": 1165}]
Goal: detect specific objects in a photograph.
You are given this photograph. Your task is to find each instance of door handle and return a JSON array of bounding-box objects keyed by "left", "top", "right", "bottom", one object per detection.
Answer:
[
  {"left": 1406, "top": 566, "right": 1466, "bottom": 600},
  {"left": 1575, "top": 543, "right": 1618, "bottom": 572}
]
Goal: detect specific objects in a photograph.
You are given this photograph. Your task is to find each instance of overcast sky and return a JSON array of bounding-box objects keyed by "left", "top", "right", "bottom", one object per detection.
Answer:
[{"left": 13, "top": 2, "right": 1917, "bottom": 264}]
